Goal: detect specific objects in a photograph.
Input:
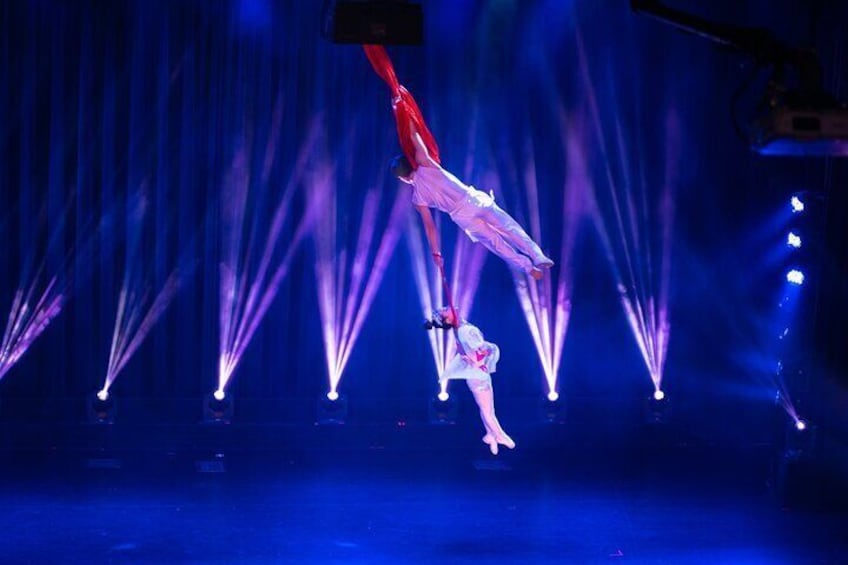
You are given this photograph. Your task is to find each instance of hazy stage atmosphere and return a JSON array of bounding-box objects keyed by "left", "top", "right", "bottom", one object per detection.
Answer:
[{"left": 1, "top": 1, "right": 848, "bottom": 563}]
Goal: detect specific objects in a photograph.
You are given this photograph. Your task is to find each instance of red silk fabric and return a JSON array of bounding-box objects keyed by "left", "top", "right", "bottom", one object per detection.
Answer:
[{"left": 362, "top": 44, "right": 441, "bottom": 168}]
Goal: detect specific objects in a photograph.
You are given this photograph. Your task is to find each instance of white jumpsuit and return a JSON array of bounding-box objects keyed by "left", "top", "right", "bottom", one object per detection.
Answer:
[
  {"left": 411, "top": 165, "right": 551, "bottom": 274},
  {"left": 441, "top": 322, "right": 499, "bottom": 392}
]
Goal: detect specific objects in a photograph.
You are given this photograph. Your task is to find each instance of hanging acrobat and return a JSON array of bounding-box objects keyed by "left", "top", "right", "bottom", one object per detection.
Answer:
[
  {"left": 363, "top": 44, "right": 545, "bottom": 454},
  {"left": 426, "top": 306, "right": 515, "bottom": 455},
  {"left": 362, "top": 45, "right": 554, "bottom": 280}
]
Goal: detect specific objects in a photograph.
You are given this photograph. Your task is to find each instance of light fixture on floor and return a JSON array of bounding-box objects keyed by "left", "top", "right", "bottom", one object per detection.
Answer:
[
  {"left": 203, "top": 390, "right": 234, "bottom": 424},
  {"left": 539, "top": 394, "right": 566, "bottom": 424},
  {"left": 87, "top": 390, "right": 116, "bottom": 424},
  {"left": 644, "top": 393, "right": 670, "bottom": 425},
  {"left": 316, "top": 393, "right": 348, "bottom": 425},
  {"left": 784, "top": 417, "right": 815, "bottom": 460},
  {"left": 428, "top": 394, "right": 457, "bottom": 425}
]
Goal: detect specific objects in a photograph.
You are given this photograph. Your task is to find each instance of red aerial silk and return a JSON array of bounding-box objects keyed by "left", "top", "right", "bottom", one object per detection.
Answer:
[
  {"left": 363, "top": 45, "right": 464, "bottom": 343},
  {"left": 362, "top": 44, "right": 441, "bottom": 169}
]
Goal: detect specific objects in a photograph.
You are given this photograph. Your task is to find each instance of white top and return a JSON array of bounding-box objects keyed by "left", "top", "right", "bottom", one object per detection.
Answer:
[
  {"left": 411, "top": 165, "right": 474, "bottom": 214},
  {"left": 456, "top": 322, "right": 500, "bottom": 375}
]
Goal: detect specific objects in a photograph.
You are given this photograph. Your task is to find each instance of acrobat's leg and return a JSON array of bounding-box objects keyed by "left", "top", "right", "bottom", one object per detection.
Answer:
[
  {"left": 462, "top": 219, "right": 539, "bottom": 277},
  {"left": 466, "top": 376, "right": 515, "bottom": 455},
  {"left": 478, "top": 204, "right": 553, "bottom": 269}
]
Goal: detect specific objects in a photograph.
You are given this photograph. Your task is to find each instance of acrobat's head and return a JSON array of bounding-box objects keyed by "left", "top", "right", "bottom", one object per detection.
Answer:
[
  {"left": 423, "top": 306, "right": 460, "bottom": 330},
  {"left": 390, "top": 154, "right": 414, "bottom": 185}
]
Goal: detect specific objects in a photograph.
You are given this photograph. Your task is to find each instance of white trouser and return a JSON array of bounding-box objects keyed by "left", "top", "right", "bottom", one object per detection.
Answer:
[{"left": 450, "top": 193, "right": 548, "bottom": 273}]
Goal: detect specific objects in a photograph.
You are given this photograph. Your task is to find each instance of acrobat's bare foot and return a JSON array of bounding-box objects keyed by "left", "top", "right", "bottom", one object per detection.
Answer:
[{"left": 529, "top": 268, "right": 543, "bottom": 280}]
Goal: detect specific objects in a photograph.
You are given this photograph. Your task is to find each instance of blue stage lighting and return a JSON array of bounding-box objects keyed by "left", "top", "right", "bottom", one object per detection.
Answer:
[
  {"left": 428, "top": 394, "right": 457, "bottom": 424},
  {"left": 644, "top": 394, "right": 670, "bottom": 425},
  {"left": 786, "top": 270, "right": 805, "bottom": 285},
  {"left": 317, "top": 394, "right": 348, "bottom": 425},
  {"left": 203, "top": 391, "right": 234, "bottom": 424},
  {"left": 87, "top": 391, "right": 116, "bottom": 424},
  {"left": 790, "top": 196, "right": 805, "bottom": 213},
  {"left": 786, "top": 232, "right": 802, "bottom": 248},
  {"left": 795, "top": 419, "right": 807, "bottom": 431},
  {"left": 539, "top": 396, "right": 566, "bottom": 424}
]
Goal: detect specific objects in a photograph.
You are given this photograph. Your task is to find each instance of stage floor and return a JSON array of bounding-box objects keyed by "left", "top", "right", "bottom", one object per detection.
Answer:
[{"left": 1, "top": 429, "right": 847, "bottom": 565}]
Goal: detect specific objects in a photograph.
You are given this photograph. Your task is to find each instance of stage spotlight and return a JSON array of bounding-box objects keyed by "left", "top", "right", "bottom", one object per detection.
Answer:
[
  {"left": 87, "top": 391, "right": 116, "bottom": 424},
  {"left": 786, "top": 270, "right": 805, "bottom": 285},
  {"left": 539, "top": 396, "right": 566, "bottom": 424},
  {"left": 96, "top": 389, "right": 110, "bottom": 402},
  {"left": 653, "top": 389, "right": 665, "bottom": 401},
  {"left": 790, "top": 195, "right": 805, "bottom": 213},
  {"left": 784, "top": 418, "right": 816, "bottom": 460},
  {"left": 786, "top": 232, "right": 802, "bottom": 248},
  {"left": 644, "top": 395, "right": 670, "bottom": 425},
  {"left": 428, "top": 394, "right": 457, "bottom": 424},
  {"left": 437, "top": 391, "right": 449, "bottom": 402},
  {"left": 203, "top": 391, "right": 234, "bottom": 424},
  {"left": 316, "top": 393, "right": 348, "bottom": 425}
]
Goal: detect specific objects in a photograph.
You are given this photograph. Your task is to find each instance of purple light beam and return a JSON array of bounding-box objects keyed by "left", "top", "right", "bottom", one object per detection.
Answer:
[
  {"left": 103, "top": 272, "right": 184, "bottom": 395},
  {"left": 576, "top": 32, "right": 676, "bottom": 394},
  {"left": 217, "top": 112, "right": 323, "bottom": 394},
  {"left": 100, "top": 191, "right": 189, "bottom": 395},
  {"left": 1, "top": 197, "right": 116, "bottom": 382},
  {"left": 507, "top": 110, "right": 585, "bottom": 399},
  {"left": 313, "top": 163, "right": 410, "bottom": 397},
  {"left": 0, "top": 277, "right": 64, "bottom": 381}
]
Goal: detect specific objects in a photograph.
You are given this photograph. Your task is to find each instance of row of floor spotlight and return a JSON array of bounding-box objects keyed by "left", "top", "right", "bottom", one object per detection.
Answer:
[
  {"left": 786, "top": 195, "right": 806, "bottom": 285},
  {"left": 87, "top": 389, "right": 670, "bottom": 426},
  {"left": 782, "top": 194, "right": 810, "bottom": 434},
  {"left": 88, "top": 390, "right": 236, "bottom": 425}
]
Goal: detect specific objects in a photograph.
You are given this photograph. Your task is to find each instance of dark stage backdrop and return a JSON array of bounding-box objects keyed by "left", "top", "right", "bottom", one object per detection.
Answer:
[{"left": 1, "top": 1, "right": 847, "bottom": 434}]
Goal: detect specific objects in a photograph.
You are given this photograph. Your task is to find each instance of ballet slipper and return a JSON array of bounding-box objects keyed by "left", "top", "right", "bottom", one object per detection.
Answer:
[
  {"left": 496, "top": 432, "right": 515, "bottom": 449},
  {"left": 536, "top": 257, "right": 554, "bottom": 269}
]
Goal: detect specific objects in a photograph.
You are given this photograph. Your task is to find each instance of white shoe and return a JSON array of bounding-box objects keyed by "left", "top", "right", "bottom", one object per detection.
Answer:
[
  {"left": 483, "top": 434, "right": 499, "bottom": 455},
  {"left": 535, "top": 257, "right": 554, "bottom": 269},
  {"left": 497, "top": 433, "right": 516, "bottom": 450}
]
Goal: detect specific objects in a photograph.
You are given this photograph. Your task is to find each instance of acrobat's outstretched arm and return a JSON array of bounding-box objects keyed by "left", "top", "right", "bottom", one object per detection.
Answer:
[
  {"left": 409, "top": 123, "right": 436, "bottom": 168},
  {"left": 408, "top": 120, "right": 444, "bottom": 270},
  {"left": 415, "top": 204, "right": 442, "bottom": 268}
]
